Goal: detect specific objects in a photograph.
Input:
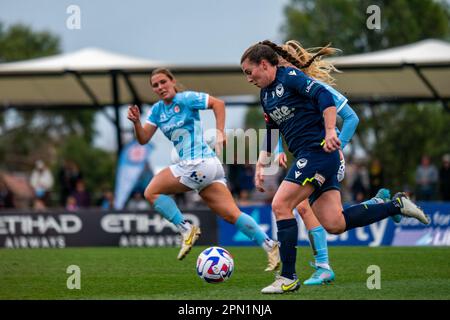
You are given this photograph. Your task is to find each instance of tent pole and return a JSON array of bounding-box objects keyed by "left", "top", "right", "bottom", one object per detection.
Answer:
[{"left": 111, "top": 71, "right": 123, "bottom": 158}]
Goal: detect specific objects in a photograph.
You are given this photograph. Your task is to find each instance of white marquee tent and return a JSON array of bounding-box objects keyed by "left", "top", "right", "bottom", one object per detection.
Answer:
[{"left": 1, "top": 39, "right": 449, "bottom": 152}]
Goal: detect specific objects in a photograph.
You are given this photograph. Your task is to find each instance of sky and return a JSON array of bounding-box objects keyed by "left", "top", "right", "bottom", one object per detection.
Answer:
[{"left": 0, "top": 0, "right": 290, "bottom": 171}]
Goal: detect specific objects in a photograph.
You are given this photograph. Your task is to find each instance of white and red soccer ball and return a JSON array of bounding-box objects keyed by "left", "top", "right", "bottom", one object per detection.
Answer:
[{"left": 196, "top": 246, "right": 234, "bottom": 283}]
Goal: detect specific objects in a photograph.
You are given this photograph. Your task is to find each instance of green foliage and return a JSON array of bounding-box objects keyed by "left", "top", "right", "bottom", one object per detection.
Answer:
[
  {"left": 0, "top": 23, "right": 60, "bottom": 62},
  {"left": 282, "top": 0, "right": 450, "bottom": 54},
  {"left": 362, "top": 103, "right": 450, "bottom": 190}
]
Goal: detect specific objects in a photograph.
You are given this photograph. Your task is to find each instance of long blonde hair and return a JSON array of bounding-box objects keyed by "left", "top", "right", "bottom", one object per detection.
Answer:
[{"left": 280, "top": 40, "right": 341, "bottom": 85}]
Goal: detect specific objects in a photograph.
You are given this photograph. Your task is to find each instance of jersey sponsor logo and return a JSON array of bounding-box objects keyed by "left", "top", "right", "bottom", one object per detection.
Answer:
[
  {"left": 295, "top": 171, "right": 302, "bottom": 179},
  {"left": 268, "top": 106, "right": 295, "bottom": 125},
  {"left": 275, "top": 84, "right": 284, "bottom": 97},
  {"left": 296, "top": 158, "right": 308, "bottom": 169},
  {"left": 288, "top": 70, "right": 297, "bottom": 76},
  {"left": 161, "top": 120, "right": 185, "bottom": 133},
  {"left": 313, "top": 173, "right": 325, "bottom": 186},
  {"left": 305, "top": 79, "right": 317, "bottom": 93}
]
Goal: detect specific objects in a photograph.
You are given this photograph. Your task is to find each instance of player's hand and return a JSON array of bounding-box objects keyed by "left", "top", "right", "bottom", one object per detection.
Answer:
[
  {"left": 214, "top": 130, "right": 226, "bottom": 156},
  {"left": 255, "top": 163, "right": 266, "bottom": 192},
  {"left": 127, "top": 105, "right": 141, "bottom": 124},
  {"left": 275, "top": 152, "right": 288, "bottom": 169},
  {"left": 323, "top": 130, "right": 341, "bottom": 153}
]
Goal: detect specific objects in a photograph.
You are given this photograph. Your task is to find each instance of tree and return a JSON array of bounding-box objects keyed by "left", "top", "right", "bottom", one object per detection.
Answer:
[{"left": 282, "top": 0, "right": 450, "bottom": 55}]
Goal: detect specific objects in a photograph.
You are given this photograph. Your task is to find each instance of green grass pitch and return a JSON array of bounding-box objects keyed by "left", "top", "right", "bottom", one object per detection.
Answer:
[{"left": 1, "top": 246, "right": 449, "bottom": 300}]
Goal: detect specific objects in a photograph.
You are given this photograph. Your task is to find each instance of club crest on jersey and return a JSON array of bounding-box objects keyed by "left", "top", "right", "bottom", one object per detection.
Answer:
[
  {"left": 174, "top": 105, "right": 180, "bottom": 113},
  {"left": 275, "top": 84, "right": 284, "bottom": 97},
  {"left": 296, "top": 158, "right": 308, "bottom": 169}
]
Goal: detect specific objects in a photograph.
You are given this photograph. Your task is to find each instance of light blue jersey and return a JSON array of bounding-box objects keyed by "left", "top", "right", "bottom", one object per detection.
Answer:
[
  {"left": 317, "top": 80, "right": 348, "bottom": 113},
  {"left": 146, "top": 91, "right": 216, "bottom": 160}
]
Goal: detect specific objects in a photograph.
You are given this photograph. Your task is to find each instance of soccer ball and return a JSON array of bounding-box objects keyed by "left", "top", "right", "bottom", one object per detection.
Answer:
[{"left": 196, "top": 246, "right": 234, "bottom": 283}]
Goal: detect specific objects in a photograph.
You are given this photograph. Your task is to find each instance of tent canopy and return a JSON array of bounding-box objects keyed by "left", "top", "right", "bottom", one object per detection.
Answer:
[
  {"left": 330, "top": 39, "right": 450, "bottom": 104},
  {"left": 1, "top": 39, "right": 449, "bottom": 153},
  {"left": 0, "top": 47, "right": 257, "bottom": 108}
]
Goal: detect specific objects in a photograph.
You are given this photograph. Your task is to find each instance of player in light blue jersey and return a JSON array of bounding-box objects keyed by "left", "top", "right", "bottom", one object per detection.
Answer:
[{"left": 128, "top": 68, "right": 280, "bottom": 270}]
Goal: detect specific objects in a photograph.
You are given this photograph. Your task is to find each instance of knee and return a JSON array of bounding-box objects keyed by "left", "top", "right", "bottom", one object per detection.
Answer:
[
  {"left": 144, "top": 188, "right": 158, "bottom": 205},
  {"left": 296, "top": 202, "right": 311, "bottom": 219},
  {"left": 323, "top": 223, "right": 345, "bottom": 235},
  {"left": 272, "top": 199, "right": 293, "bottom": 220}
]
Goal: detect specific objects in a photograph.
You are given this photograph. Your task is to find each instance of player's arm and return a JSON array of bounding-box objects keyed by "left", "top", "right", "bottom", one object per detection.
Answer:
[
  {"left": 207, "top": 96, "right": 226, "bottom": 154},
  {"left": 288, "top": 72, "right": 340, "bottom": 152},
  {"left": 337, "top": 104, "right": 359, "bottom": 150},
  {"left": 127, "top": 105, "right": 157, "bottom": 145}
]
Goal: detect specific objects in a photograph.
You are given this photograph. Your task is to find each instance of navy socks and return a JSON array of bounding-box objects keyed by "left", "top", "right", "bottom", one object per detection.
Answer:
[{"left": 277, "top": 219, "right": 298, "bottom": 280}]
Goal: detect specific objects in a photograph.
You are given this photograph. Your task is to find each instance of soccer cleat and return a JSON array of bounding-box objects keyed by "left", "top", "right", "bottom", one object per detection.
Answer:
[
  {"left": 261, "top": 274, "right": 300, "bottom": 294},
  {"left": 177, "top": 225, "right": 201, "bottom": 260},
  {"left": 374, "top": 188, "right": 401, "bottom": 223},
  {"left": 392, "top": 192, "right": 430, "bottom": 225},
  {"left": 264, "top": 242, "right": 281, "bottom": 272},
  {"left": 303, "top": 262, "right": 335, "bottom": 286}
]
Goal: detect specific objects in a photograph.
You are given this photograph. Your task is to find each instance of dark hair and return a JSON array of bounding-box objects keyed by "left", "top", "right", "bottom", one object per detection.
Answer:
[
  {"left": 240, "top": 43, "right": 279, "bottom": 66},
  {"left": 241, "top": 39, "right": 334, "bottom": 70}
]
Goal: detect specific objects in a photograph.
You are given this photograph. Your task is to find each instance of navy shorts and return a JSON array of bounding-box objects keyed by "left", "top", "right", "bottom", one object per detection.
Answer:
[{"left": 284, "top": 149, "right": 340, "bottom": 205}]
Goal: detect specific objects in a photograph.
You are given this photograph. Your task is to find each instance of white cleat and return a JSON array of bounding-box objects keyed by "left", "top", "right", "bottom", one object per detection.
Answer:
[
  {"left": 261, "top": 274, "right": 300, "bottom": 294},
  {"left": 264, "top": 242, "right": 281, "bottom": 272},
  {"left": 393, "top": 193, "right": 430, "bottom": 225},
  {"left": 177, "top": 225, "right": 201, "bottom": 260}
]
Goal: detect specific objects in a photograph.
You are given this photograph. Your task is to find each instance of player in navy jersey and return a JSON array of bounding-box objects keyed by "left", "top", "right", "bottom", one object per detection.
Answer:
[
  {"left": 240, "top": 41, "right": 430, "bottom": 294},
  {"left": 273, "top": 40, "right": 395, "bottom": 286},
  {"left": 128, "top": 68, "right": 280, "bottom": 270}
]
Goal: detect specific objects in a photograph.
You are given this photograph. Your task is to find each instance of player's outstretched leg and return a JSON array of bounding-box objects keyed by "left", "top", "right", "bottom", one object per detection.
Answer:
[
  {"left": 362, "top": 188, "right": 402, "bottom": 223},
  {"left": 152, "top": 194, "right": 201, "bottom": 260},
  {"left": 235, "top": 212, "right": 281, "bottom": 272}
]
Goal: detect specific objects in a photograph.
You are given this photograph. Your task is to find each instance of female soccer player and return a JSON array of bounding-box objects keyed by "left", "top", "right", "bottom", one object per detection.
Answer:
[
  {"left": 240, "top": 40, "right": 430, "bottom": 294},
  {"left": 127, "top": 68, "right": 280, "bottom": 271},
  {"left": 274, "top": 40, "right": 393, "bottom": 286}
]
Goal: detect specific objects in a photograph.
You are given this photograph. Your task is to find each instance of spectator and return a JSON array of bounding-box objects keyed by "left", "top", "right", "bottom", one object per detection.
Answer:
[
  {"left": 439, "top": 154, "right": 450, "bottom": 201},
  {"left": 369, "top": 158, "right": 384, "bottom": 197},
  {"left": 415, "top": 155, "right": 439, "bottom": 200},
  {"left": 350, "top": 162, "right": 369, "bottom": 202},
  {"left": 0, "top": 180, "right": 14, "bottom": 209},
  {"left": 70, "top": 179, "right": 91, "bottom": 208},
  {"left": 33, "top": 198, "right": 47, "bottom": 211},
  {"left": 126, "top": 192, "right": 150, "bottom": 211},
  {"left": 58, "top": 160, "right": 82, "bottom": 207},
  {"left": 65, "top": 195, "right": 79, "bottom": 211},
  {"left": 30, "top": 160, "right": 54, "bottom": 206},
  {"left": 99, "top": 190, "right": 115, "bottom": 210},
  {"left": 239, "top": 163, "right": 255, "bottom": 202}
]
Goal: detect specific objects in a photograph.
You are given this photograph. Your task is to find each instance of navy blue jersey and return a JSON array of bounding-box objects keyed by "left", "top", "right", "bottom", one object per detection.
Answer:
[{"left": 261, "top": 66, "right": 335, "bottom": 158}]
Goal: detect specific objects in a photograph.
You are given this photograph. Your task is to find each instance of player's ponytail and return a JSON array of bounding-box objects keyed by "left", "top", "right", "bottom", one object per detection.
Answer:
[{"left": 282, "top": 40, "right": 341, "bottom": 85}]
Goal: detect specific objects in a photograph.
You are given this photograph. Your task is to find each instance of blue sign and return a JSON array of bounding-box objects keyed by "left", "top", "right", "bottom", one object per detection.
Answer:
[
  {"left": 218, "top": 205, "right": 273, "bottom": 246},
  {"left": 218, "top": 202, "right": 450, "bottom": 247}
]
